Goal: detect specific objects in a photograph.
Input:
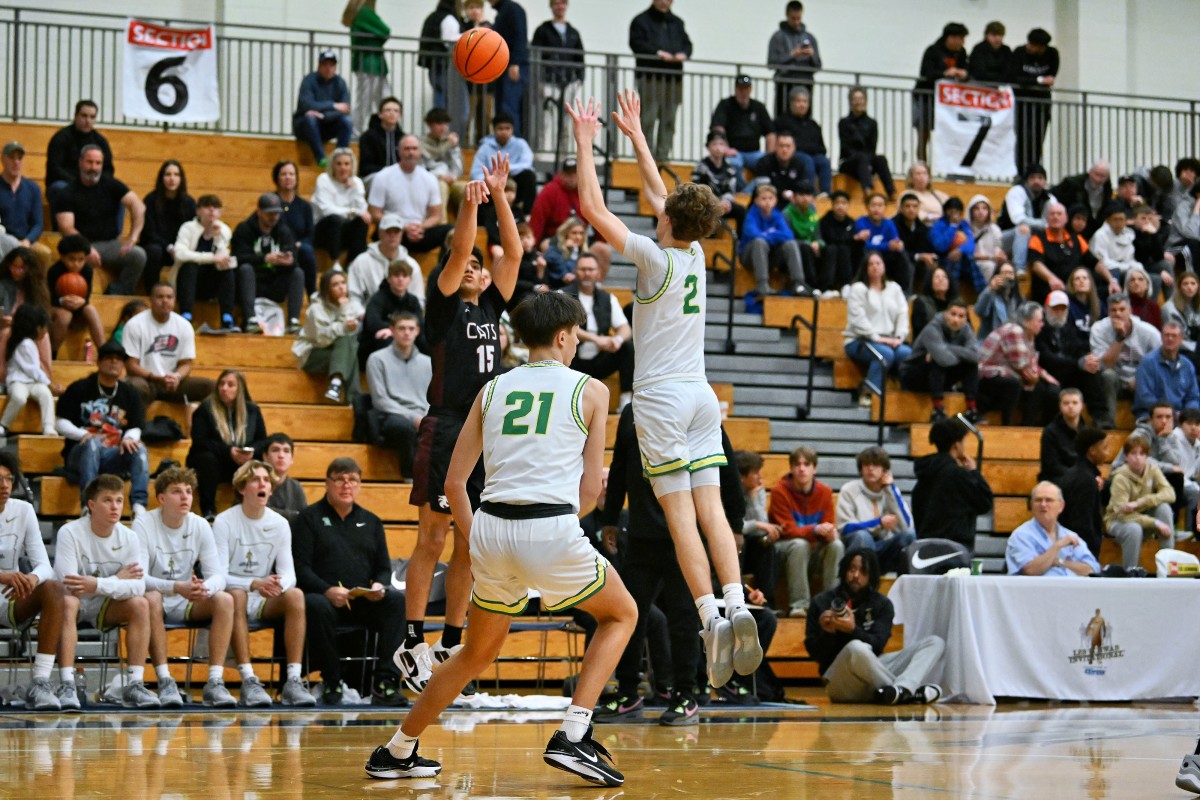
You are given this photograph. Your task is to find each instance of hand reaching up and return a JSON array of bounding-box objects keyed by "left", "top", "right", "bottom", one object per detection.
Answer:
[
  {"left": 483, "top": 153, "right": 510, "bottom": 197},
  {"left": 612, "top": 88, "right": 645, "bottom": 141},
  {"left": 566, "top": 97, "right": 603, "bottom": 146}
]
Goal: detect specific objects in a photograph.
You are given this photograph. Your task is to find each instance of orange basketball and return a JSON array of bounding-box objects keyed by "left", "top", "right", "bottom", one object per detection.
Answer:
[
  {"left": 453, "top": 28, "right": 510, "bottom": 84},
  {"left": 56, "top": 271, "right": 88, "bottom": 299}
]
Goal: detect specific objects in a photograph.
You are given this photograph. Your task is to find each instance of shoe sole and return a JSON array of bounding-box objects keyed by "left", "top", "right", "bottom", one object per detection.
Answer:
[
  {"left": 365, "top": 764, "right": 442, "bottom": 779},
  {"left": 543, "top": 754, "right": 624, "bottom": 787},
  {"left": 659, "top": 711, "right": 699, "bottom": 727},
  {"left": 730, "top": 609, "right": 764, "bottom": 677},
  {"left": 594, "top": 707, "right": 643, "bottom": 722},
  {"left": 282, "top": 697, "right": 317, "bottom": 707},
  {"left": 159, "top": 697, "right": 184, "bottom": 709},
  {"left": 1178, "top": 770, "right": 1200, "bottom": 794},
  {"left": 205, "top": 699, "right": 238, "bottom": 708},
  {"left": 705, "top": 619, "right": 735, "bottom": 689}
]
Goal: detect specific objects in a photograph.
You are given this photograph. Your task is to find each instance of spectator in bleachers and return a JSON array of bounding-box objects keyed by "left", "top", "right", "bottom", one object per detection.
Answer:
[
  {"left": 1091, "top": 202, "right": 1143, "bottom": 296},
  {"left": 893, "top": 192, "right": 938, "bottom": 292},
  {"left": 139, "top": 160, "right": 196, "bottom": 295},
  {"left": 772, "top": 88, "right": 832, "bottom": 197},
  {"left": 767, "top": 1, "right": 821, "bottom": 117},
  {"left": 805, "top": 548, "right": 944, "bottom": 705},
  {"left": 55, "top": 340, "right": 149, "bottom": 517},
  {"left": 359, "top": 259, "right": 427, "bottom": 370},
  {"left": 1133, "top": 320, "right": 1199, "bottom": 421},
  {"left": 968, "top": 21, "right": 1010, "bottom": 83},
  {"left": 293, "top": 50, "right": 352, "bottom": 168},
  {"left": 1114, "top": 174, "right": 1144, "bottom": 216},
  {"left": 543, "top": 217, "right": 585, "bottom": 288},
  {"left": 0, "top": 248, "right": 52, "bottom": 382},
  {"left": 0, "top": 450, "right": 65, "bottom": 710},
  {"left": 913, "top": 23, "right": 969, "bottom": 163},
  {"left": 1006, "top": 481, "right": 1100, "bottom": 576},
  {"left": 1068, "top": 266, "right": 1102, "bottom": 334},
  {"left": 531, "top": 0, "right": 586, "bottom": 151},
  {"left": 358, "top": 97, "right": 404, "bottom": 187},
  {"left": 1165, "top": 270, "right": 1200, "bottom": 362},
  {"left": 968, "top": 195, "right": 1006, "bottom": 283},
  {"left": 46, "top": 234, "right": 105, "bottom": 357},
  {"left": 187, "top": 369, "right": 267, "bottom": 522},
  {"left": 263, "top": 432, "right": 307, "bottom": 524},
  {"left": 753, "top": 131, "right": 810, "bottom": 205},
  {"left": 134, "top": 465, "right": 236, "bottom": 709},
  {"left": 232, "top": 193, "right": 305, "bottom": 334},
  {"left": 563, "top": 252, "right": 634, "bottom": 411},
  {"left": 418, "top": 1, "right": 459, "bottom": 111},
  {"left": 837, "top": 446, "right": 915, "bottom": 575},
  {"left": 1089, "top": 292, "right": 1160, "bottom": 428},
  {"left": 1037, "top": 289, "right": 1106, "bottom": 426},
  {"left": 512, "top": 221, "right": 548, "bottom": 304},
  {"left": 902, "top": 300, "right": 980, "bottom": 424},
  {"left": 349, "top": 213, "right": 424, "bottom": 311},
  {"left": 294, "top": 456, "right": 408, "bottom": 705},
  {"left": 472, "top": 113, "right": 536, "bottom": 216},
  {"left": 295, "top": 268, "right": 363, "bottom": 405},
  {"left": 52, "top": 144, "right": 146, "bottom": 296},
  {"left": 911, "top": 416, "right": 994, "bottom": 552},
  {"left": 844, "top": 251, "right": 909, "bottom": 405},
  {"left": 123, "top": 282, "right": 215, "bottom": 407},
  {"left": 460, "top": 0, "right": 492, "bottom": 143},
  {"left": 783, "top": 181, "right": 822, "bottom": 290},
  {"left": 488, "top": 0, "right": 529, "bottom": 134},
  {"left": 710, "top": 74, "right": 774, "bottom": 173},
  {"left": 1028, "top": 202, "right": 1090, "bottom": 305},
  {"left": 1162, "top": 157, "right": 1200, "bottom": 224},
  {"left": 904, "top": 163, "right": 950, "bottom": 225},
  {"left": 273, "top": 160, "right": 318, "bottom": 295},
  {"left": 419, "top": 107, "right": 464, "bottom": 209},
  {"left": 735, "top": 450, "right": 779, "bottom": 604},
  {"left": 768, "top": 446, "right": 842, "bottom": 619},
  {"left": 1105, "top": 432, "right": 1175, "bottom": 569},
  {"left": 214, "top": 460, "right": 316, "bottom": 708},
  {"left": 998, "top": 162, "right": 1055, "bottom": 275},
  {"left": 818, "top": 190, "right": 855, "bottom": 294},
  {"left": 854, "top": 194, "right": 908, "bottom": 290},
  {"left": 1039, "top": 388, "right": 1085, "bottom": 482},
  {"left": 974, "top": 260, "right": 1023, "bottom": 340},
  {"left": 528, "top": 158, "right": 614, "bottom": 278},
  {"left": 1125, "top": 264, "right": 1162, "bottom": 330},
  {"left": 55, "top": 473, "right": 160, "bottom": 709},
  {"left": 1167, "top": 184, "right": 1200, "bottom": 268},
  {"left": 978, "top": 301, "right": 1060, "bottom": 426},
  {"left": 1172, "top": 408, "right": 1200, "bottom": 528},
  {"left": 931, "top": 197, "right": 984, "bottom": 291},
  {"left": 0, "top": 142, "right": 51, "bottom": 269},
  {"left": 692, "top": 132, "right": 746, "bottom": 236},
  {"left": 172, "top": 194, "right": 237, "bottom": 331},
  {"left": 740, "top": 183, "right": 810, "bottom": 298},
  {"left": 312, "top": 148, "right": 370, "bottom": 268},
  {"left": 1052, "top": 161, "right": 1112, "bottom": 238},
  {"left": 0, "top": 304, "right": 55, "bottom": 437},
  {"left": 368, "top": 135, "right": 453, "bottom": 256},
  {"left": 1010, "top": 28, "right": 1059, "bottom": 170},
  {"left": 366, "top": 311, "right": 430, "bottom": 479},
  {"left": 1057, "top": 426, "right": 1109, "bottom": 556},
  {"left": 343, "top": 0, "right": 392, "bottom": 138},
  {"left": 1131, "top": 204, "right": 1174, "bottom": 292},
  {"left": 45, "top": 100, "right": 113, "bottom": 204},
  {"left": 910, "top": 265, "right": 957, "bottom": 340},
  {"left": 629, "top": 0, "right": 692, "bottom": 162},
  {"left": 837, "top": 87, "right": 896, "bottom": 203}
]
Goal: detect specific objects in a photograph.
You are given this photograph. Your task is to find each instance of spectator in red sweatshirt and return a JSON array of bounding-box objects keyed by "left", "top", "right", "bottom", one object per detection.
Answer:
[
  {"left": 528, "top": 157, "right": 612, "bottom": 275},
  {"left": 767, "top": 446, "right": 844, "bottom": 618}
]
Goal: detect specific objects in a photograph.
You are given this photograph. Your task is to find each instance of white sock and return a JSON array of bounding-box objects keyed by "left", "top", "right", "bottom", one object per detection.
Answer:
[
  {"left": 286, "top": 663, "right": 302, "bottom": 681},
  {"left": 238, "top": 663, "right": 255, "bottom": 680},
  {"left": 208, "top": 665, "right": 224, "bottom": 682},
  {"left": 387, "top": 729, "right": 417, "bottom": 760},
  {"left": 32, "top": 653, "right": 54, "bottom": 681},
  {"left": 127, "top": 665, "right": 144, "bottom": 685},
  {"left": 155, "top": 664, "right": 171, "bottom": 682},
  {"left": 561, "top": 705, "right": 592, "bottom": 743},
  {"left": 722, "top": 583, "right": 746, "bottom": 616},
  {"left": 696, "top": 594, "right": 720, "bottom": 626}
]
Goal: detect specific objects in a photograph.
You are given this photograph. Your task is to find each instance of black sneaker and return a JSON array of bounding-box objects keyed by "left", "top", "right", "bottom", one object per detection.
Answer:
[
  {"left": 874, "top": 685, "right": 913, "bottom": 705},
  {"left": 929, "top": 408, "right": 947, "bottom": 423},
  {"left": 542, "top": 726, "right": 623, "bottom": 787},
  {"left": 964, "top": 409, "right": 985, "bottom": 425},
  {"left": 371, "top": 673, "right": 410, "bottom": 707},
  {"left": 364, "top": 742, "right": 442, "bottom": 779},
  {"left": 715, "top": 680, "right": 761, "bottom": 706},
  {"left": 594, "top": 691, "right": 643, "bottom": 720},
  {"left": 322, "top": 681, "right": 344, "bottom": 706},
  {"left": 658, "top": 693, "right": 699, "bottom": 726}
]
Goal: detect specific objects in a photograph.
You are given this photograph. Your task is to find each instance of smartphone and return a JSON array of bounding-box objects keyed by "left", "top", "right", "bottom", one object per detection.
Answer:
[{"left": 240, "top": 447, "right": 254, "bottom": 453}]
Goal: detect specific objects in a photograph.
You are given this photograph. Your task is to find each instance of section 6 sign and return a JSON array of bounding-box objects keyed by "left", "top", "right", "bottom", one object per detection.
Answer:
[
  {"left": 932, "top": 81, "right": 1016, "bottom": 180},
  {"left": 123, "top": 19, "right": 219, "bottom": 123}
]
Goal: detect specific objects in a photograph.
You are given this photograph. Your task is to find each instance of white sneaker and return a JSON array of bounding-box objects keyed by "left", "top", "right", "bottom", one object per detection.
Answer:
[
  {"left": 393, "top": 642, "right": 433, "bottom": 693},
  {"left": 430, "top": 639, "right": 463, "bottom": 664},
  {"left": 132, "top": 503, "right": 148, "bottom": 520},
  {"left": 1178, "top": 753, "right": 1200, "bottom": 794},
  {"left": 728, "top": 605, "right": 763, "bottom": 677},
  {"left": 699, "top": 616, "right": 734, "bottom": 689}
]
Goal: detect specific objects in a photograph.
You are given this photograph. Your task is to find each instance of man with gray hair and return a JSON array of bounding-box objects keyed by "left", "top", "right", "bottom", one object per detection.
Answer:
[
  {"left": 978, "top": 300, "right": 1061, "bottom": 425},
  {"left": 1006, "top": 481, "right": 1099, "bottom": 576},
  {"left": 51, "top": 143, "right": 146, "bottom": 295},
  {"left": 1051, "top": 160, "right": 1112, "bottom": 237},
  {"left": 1133, "top": 320, "right": 1199, "bottom": 420},
  {"left": 1089, "top": 292, "right": 1162, "bottom": 429}
]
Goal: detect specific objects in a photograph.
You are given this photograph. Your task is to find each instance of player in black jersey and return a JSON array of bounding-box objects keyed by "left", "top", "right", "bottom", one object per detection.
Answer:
[{"left": 395, "top": 155, "right": 521, "bottom": 693}]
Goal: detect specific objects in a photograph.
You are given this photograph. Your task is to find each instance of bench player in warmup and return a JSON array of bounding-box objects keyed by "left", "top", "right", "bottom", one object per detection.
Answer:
[
  {"left": 366, "top": 290, "right": 636, "bottom": 787},
  {"left": 567, "top": 91, "right": 762, "bottom": 688}
]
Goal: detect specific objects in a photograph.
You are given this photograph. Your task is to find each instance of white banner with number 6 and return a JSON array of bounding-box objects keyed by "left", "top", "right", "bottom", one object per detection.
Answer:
[
  {"left": 123, "top": 19, "right": 219, "bottom": 123},
  {"left": 932, "top": 81, "right": 1016, "bottom": 180}
]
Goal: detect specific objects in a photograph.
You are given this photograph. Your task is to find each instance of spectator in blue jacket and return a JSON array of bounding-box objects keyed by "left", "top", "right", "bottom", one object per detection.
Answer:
[
  {"left": 929, "top": 197, "right": 983, "bottom": 291},
  {"left": 0, "top": 142, "right": 45, "bottom": 252},
  {"left": 740, "top": 183, "right": 810, "bottom": 297},
  {"left": 471, "top": 112, "right": 537, "bottom": 216},
  {"left": 293, "top": 50, "right": 353, "bottom": 167},
  {"left": 1133, "top": 320, "right": 1200, "bottom": 420},
  {"left": 854, "top": 193, "right": 908, "bottom": 291}
]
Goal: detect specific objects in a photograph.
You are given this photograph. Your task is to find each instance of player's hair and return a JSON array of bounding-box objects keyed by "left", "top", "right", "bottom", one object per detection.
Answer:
[
  {"left": 1123, "top": 432, "right": 1150, "bottom": 456},
  {"left": 1181, "top": 408, "right": 1200, "bottom": 425},
  {"left": 735, "top": 450, "right": 763, "bottom": 476},
  {"left": 74, "top": 99, "right": 98, "bottom": 116},
  {"left": 0, "top": 450, "right": 23, "bottom": 486},
  {"left": 57, "top": 233, "right": 90, "bottom": 256},
  {"left": 326, "top": 457, "right": 362, "bottom": 478},
  {"left": 664, "top": 183, "right": 722, "bottom": 242},
  {"left": 855, "top": 445, "right": 890, "bottom": 471},
  {"left": 84, "top": 474, "right": 125, "bottom": 504},
  {"left": 197, "top": 194, "right": 222, "bottom": 208},
  {"left": 929, "top": 417, "right": 969, "bottom": 452},
  {"left": 264, "top": 432, "right": 295, "bottom": 454},
  {"left": 387, "top": 258, "right": 413, "bottom": 278},
  {"left": 155, "top": 465, "right": 199, "bottom": 498},
  {"left": 232, "top": 459, "right": 278, "bottom": 493},
  {"left": 510, "top": 292, "right": 586, "bottom": 348},
  {"left": 389, "top": 310, "right": 419, "bottom": 327},
  {"left": 788, "top": 446, "right": 818, "bottom": 467},
  {"left": 839, "top": 547, "right": 881, "bottom": 592}
]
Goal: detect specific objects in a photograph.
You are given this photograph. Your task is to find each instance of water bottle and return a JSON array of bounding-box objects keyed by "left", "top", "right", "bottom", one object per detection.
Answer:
[{"left": 84, "top": 340, "right": 94, "bottom": 363}]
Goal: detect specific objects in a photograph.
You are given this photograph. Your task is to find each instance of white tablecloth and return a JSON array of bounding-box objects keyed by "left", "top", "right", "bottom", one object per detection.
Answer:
[{"left": 889, "top": 574, "right": 1200, "bottom": 704}]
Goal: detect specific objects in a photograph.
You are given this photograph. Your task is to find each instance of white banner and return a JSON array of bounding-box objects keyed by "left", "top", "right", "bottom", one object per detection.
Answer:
[
  {"left": 123, "top": 19, "right": 219, "bottom": 123},
  {"left": 932, "top": 80, "right": 1016, "bottom": 180}
]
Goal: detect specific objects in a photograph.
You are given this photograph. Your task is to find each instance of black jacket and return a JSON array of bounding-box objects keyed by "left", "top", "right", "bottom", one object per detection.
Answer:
[
  {"left": 968, "top": 40, "right": 1011, "bottom": 83},
  {"left": 46, "top": 125, "right": 114, "bottom": 186},
  {"left": 231, "top": 214, "right": 298, "bottom": 271},
  {"left": 141, "top": 191, "right": 197, "bottom": 252},
  {"left": 1057, "top": 459, "right": 1105, "bottom": 556},
  {"left": 753, "top": 153, "right": 810, "bottom": 198},
  {"left": 1009, "top": 45, "right": 1060, "bottom": 99},
  {"left": 187, "top": 398, "right": 267, "bottom": 463},
  {"left": 358, "top": 278, "right": 428, "bottom": 370},
  {"left": 916, "top": 38, "right": 968, "bottom": 92},
  {"left": 358, "top": 114, "right": 405, "bottom": 179},
  {"left": 710, "top": 97, "right": 773, "bottom": 154},
  {"left": 1035, "top": 318, "right": 1090, "bottom": 382},
  {"left": 601, "top": 405, "right": 669, "bottom": 540},
  {"left": 804, "top": 584, "right": 893, "bottom": 675},
  {"left": 819, "top": 211, "right": 856, "bottom": 247},
  {"left": 628, "top": 5, "right": 692, "bottom": 76},
  {"left": 838, "top": 112, "right": 879, "bottom": 163},
  {"left": 292, "top": 497, "right": 392, "bottom": 594},
  {"left": 773, "top": 113, "right": 826, "bottom": 157},
  {"left": 911, "top": 452, "right": 994, "bottom": 552},
  {"left": 531, "top": 19, "right": 584, "bottom": 85},
  {"left": 491, "top": 0, "right": 529, "bottom": 67},
  {"left": 1039, "top": 413, "right": 1079, "bottom": 483},
  {"left": 893, "top": 214, "right": 933, "bottom": 255}
]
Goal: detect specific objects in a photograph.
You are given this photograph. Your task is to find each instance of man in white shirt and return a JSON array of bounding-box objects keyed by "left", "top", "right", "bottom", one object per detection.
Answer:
[
  {"left": 367, "top": 135, "right": 452, "bottom": 255},
  {"left": 213, "top": 460, "right": 315, "bottom": 707},
  {"left": 0, "top": 451, "right": 65, "bottom": 710},
  {"left": 134, "top": 465, "right": 236, "bottom": 708},
  {"left": 367, "top": 312, "right": 432, "bottom": 479},
  {"left": 122, "top": 282, "right": 215, "bottom": 406},
  {"left": 55, "top": 473, "right": 160, "bottom": 709},
  {"left": 561, "top": 253, "right": 633, "bottom": 411},
  {"left": 348, "top": 213, "right": 424, "bottom": 309}
]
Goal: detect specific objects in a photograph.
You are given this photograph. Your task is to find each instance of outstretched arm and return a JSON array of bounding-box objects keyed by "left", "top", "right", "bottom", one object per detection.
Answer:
[
  {"left": 566, "top": 97, "right": 629, "bottom": 253},
  {"left": 437, "top": 180, "right": 486, "bottom": 297},
  {"left": 482, "top": 154, "right": 520, "bottom": 301},
  {"left": 612, "top": 89, "right": 668, "bottom": 217}
]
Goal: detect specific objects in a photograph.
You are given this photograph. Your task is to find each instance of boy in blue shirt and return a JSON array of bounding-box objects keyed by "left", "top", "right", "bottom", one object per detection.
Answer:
[{"left": 740, "top": 184, "right": 810, "bottom": 297}]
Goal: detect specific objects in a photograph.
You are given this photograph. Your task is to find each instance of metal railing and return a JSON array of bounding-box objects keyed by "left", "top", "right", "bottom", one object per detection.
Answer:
[
  {"left": 2, "top": 7, "right": 1198, "bottom": 183},
  {"left": 788, "top": 301, "right": 821, "bottom": 422},
  {"left": 860, "top": 342, "right": 888, "bottom": 446}
]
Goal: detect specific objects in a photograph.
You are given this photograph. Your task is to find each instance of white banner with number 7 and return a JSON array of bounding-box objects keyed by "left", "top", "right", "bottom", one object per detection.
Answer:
[
  {"left": 932, "top": 81, "right": 1016, "bottom": 180},
  {"left": 122, "top": 19, "right": 219, "bottom": 123}
]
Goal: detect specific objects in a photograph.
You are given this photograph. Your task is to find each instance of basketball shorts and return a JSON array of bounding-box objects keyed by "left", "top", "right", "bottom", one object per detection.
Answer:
[
  {"left": 77, "top": 594, "right": 115, "bottom": 631},
  {"left": 0, "top": 596, "right": 29, "bottom": 630},
  {"left": 410, "top": 413, "right": 485, "bottom": 515},
  {"left": 246, "top": 592, "right": 267, "bottom": 622},
  {"left": 632, "top": 381, "right": 727, "bottom": 497},
  {"left": 161, "top": 593, "right": 192, "bottom": 624},
  {"left": 469, "top": 510, "right": 608, "bottom": 615}
]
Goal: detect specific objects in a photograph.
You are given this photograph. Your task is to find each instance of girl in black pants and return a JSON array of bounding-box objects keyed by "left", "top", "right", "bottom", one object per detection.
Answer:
[{"left": 186, "top": 369, "right": 267, "bottom": 519}]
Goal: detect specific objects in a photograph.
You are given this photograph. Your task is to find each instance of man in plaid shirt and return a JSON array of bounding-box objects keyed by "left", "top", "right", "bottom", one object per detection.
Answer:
[{"left": 978, "top": 301, "right": 1061, "bottom": 425}]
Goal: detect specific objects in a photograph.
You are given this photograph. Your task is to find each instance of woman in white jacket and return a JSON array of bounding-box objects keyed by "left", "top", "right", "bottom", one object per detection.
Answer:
[
  {"left": 312, "top": 148, "right": 371, "bottom": 267},
  {"left": 843, "top": 251, "right": 910, "bottom": 406},
  {"left": 293, "top": 268, "right": 364, "bottom": 404},
  {"left": 172, "top": 195, "right": 238, "bottom": 330}
]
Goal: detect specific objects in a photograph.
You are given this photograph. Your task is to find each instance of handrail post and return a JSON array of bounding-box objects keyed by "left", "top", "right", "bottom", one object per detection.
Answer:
[
  {"left": 788, "top": 304, "right": 822, "bottom": 420},
  {"left": 1080, "top": 91, "right": 1089, "bottom": 167},
  {"left": 863, "top": 342, "right": 887, "bottom": 446},
  {"left": 956, "top": 412, "right": 985, "bottom": 469},
  {"left": 10, "top": 8, "right": 20, "bottom": 122}
]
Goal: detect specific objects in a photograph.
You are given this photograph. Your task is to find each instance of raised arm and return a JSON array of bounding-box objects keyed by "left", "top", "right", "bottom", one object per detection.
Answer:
[
  {"left": 481, "top": 154, "right": 520, "bottom": 301},
  {"left": 566, "top": 97, "right": 629, "bottom": 253},
  {"left": 612, "top": 89, "right": 668, "bottom": 216},
  {"left": 436, "top": 180, "right": 485, "bottom": 297}
]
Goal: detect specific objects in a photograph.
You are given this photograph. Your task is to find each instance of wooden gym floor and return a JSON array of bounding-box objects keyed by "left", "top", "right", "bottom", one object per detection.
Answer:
[{"left": 1, "top": 697, "right": 1197, "bottom": 798}]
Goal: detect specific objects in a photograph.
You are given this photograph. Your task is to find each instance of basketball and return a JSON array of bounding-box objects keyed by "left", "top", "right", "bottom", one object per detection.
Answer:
[
  {"left": 453, "top": 28, "right": 510, "bottom": 84},
  {"left": 56, "top": 271, "right": 88, "bottom": 299}
]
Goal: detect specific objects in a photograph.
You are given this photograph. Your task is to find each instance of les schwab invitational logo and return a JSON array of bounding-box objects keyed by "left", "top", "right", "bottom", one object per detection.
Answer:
[{"left": 1068, "top": 608, "right": 1125, "bottom": 673}]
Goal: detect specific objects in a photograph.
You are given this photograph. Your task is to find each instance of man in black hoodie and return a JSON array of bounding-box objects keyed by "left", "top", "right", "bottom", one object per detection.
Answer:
[
  {"left": 358, "top": 97, "right": 405, "bottom": 187},
  {"left": 1010, "top": 28, "right": 1060, "bottom": 171},
  {"left": 913, "top": 22, "right": 969, "bottom": 162},
  {"left": 805, "top": 548, "right": 945, "bottom": 704},
  {"left": 1055, "top": 426, "right": 1109, "bottom": 556},
  {"left": 968, "top": 21, "right": 1011, "bottom": 84},
  {"left": 629, "top": 0, "right": 693, "bottom": 162},
  {"left": 911, "top": 416, "right": 994, "bottom": 552},
  {"left": 45, "top": 100, "right": 114, "bottom": 206}
]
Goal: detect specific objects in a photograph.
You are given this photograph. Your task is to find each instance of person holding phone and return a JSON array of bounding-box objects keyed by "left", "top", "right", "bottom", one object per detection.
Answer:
[{"left": 186, "top": 369, "right": 268, "bottom": 521}]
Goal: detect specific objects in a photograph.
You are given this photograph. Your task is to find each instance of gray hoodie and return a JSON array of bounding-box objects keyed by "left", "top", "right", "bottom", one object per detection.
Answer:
[
  {"left": 767, "top": 21, "right": 821, "bottom": 78},
  {"left": 908, "top": 310, "right": 979, "bottom": 367}
]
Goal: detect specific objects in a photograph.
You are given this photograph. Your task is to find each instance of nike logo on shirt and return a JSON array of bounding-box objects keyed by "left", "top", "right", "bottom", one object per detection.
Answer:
[{"left": 356, "top": 522, "right": 366, "bottom": 527}]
